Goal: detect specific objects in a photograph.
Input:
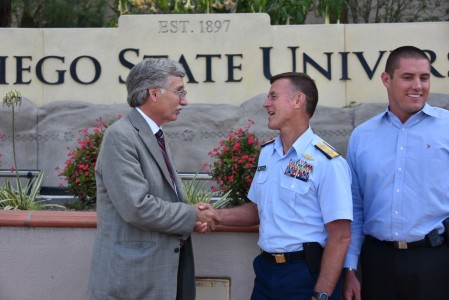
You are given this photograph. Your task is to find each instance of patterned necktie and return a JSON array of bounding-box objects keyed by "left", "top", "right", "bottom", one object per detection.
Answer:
[{"left": 155, "top": 129, "right": 177, "bottom": 193}]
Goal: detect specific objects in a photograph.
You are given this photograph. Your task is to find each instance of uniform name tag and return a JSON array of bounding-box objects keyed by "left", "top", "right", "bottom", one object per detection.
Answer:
[{"left": 257, "top": 165, "right": 267, "bottom": 171}]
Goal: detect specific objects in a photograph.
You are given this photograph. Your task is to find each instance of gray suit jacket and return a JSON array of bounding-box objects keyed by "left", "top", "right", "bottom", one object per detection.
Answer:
[{"left": 88, "top": 109, "right": 197, "bottom": 300}]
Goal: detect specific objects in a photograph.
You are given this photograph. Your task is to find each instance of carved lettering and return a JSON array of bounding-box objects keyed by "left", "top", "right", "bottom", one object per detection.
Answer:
[
  {"left": 14, "top": 56, "right": 32, "bottom": 84},
  {"left": 158, "top": 19, "right": 231, "bottom": 34},
  {"left": 303, "top": 53, "right": 333, "bottom": 80},
  {"left": 36, "top": 56, "right": 65, "bottom": 85},
  {"left": 353, "top": 51, "right": 386, "bottom": 80},
  {"left": 423, "top": 50, "right": 444, "bottom": 78},
  {"left": 0, "top": 56, "right": 7, "bottom": 84},
  {"left": 196, "top": 54, "right": 221, "bottom": 82},
  {"left": 226, "top": 54, "right": 243, "bottom": 82},
  {"left": 70, "top": 56, "right": 101, "bottom": 84}
]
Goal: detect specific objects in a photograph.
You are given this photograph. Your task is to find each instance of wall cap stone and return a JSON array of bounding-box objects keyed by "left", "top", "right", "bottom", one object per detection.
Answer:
[{"left": 0, "top": 210, "right": 258, "bottom": 232}]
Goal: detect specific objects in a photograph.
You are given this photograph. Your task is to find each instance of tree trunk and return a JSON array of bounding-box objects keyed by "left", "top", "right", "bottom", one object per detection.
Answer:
[{"left": 0, "top": 0, "right": 11, "bottom": 27}]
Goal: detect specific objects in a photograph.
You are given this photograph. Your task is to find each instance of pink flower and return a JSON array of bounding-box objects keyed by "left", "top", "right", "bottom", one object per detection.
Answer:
[
  {"left": 204, "top": 120, "right": 262, "bottom": 207},
  {"left": 58, "top": 115, "right": 120, "bottom": 208}
]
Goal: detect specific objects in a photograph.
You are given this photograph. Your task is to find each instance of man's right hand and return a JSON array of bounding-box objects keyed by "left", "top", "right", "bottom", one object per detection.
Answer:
[
  {"left": 342, "top": 269, "right": 361, "bottom": 300},
  {"left": 194, "top": 203, "right": 216, "bottom": 232}
]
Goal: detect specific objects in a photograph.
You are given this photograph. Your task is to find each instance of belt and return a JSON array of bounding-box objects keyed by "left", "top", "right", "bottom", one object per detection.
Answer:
[
  {"left": 366, "top": 234, "right": 445, "bottom": 250},
  {"left": 261, "top": 250, "right": 305, "bottom": 263}
]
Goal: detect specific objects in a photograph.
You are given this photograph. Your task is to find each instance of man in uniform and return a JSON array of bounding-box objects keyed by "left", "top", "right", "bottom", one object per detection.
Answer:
[{"left": 211, "top": 72, "right": 353, "bottom": 300}]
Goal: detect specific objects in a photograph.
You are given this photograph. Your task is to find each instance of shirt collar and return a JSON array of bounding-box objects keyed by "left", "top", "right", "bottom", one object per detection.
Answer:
[
  {"left": 421, "top": 102, "right": 439, "bottom": 117},
  {"left": 381, "top": 102, "right": 434, "bottom": 126},
  {"left": 274, "top": 126, "right": 314, "bottom": 157},
  {"left": 136, "top": 107, "right": 161, "bottom": 134}
]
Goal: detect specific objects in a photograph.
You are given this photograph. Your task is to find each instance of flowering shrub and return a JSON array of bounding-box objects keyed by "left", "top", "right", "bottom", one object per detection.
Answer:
[
  {"left": 203, "top": 119, "right": 262, "bottom": 207},
  {"left": 57, "top": 116, "right": 121, "bottom": 210}
]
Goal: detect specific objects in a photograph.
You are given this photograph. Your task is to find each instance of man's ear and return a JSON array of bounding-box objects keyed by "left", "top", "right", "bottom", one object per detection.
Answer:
[
  {"left": 381, "top": 72, "right": 390, "bottom": 89},
  {"left": 294, "top": 92, "right": 306, "bottom": 109},
  {"left": 148, "top": 87, "right": 160, "bottom": 101}
]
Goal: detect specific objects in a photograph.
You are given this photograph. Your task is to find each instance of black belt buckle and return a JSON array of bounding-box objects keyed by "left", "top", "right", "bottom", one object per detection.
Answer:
[{"left": 426, "top": 229, "right": 444, "bottom": 247}]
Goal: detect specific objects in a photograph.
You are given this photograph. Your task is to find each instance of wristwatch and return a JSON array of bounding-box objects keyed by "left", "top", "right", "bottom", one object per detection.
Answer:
[{"left": 312, "top": 291, "right": 329, "bottom": 300}]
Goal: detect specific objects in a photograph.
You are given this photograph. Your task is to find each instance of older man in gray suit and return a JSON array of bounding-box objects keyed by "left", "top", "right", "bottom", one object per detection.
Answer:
[{"left": 88, "top": 58, "right": 215, "bottom": 300}]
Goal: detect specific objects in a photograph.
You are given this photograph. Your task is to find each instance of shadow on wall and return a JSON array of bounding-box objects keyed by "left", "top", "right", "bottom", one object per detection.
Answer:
[{"left": 0, "top": 93, "right": 448, "bottom": 187}]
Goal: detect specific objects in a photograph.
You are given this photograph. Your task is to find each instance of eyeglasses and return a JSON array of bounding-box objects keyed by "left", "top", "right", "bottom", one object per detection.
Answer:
[{"left": 162, "top": 88, "right": 187, "bottom": 99}]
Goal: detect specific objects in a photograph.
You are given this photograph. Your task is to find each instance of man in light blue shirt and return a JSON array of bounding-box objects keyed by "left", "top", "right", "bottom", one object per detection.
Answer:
[
  {"left": 213, "top": 72, "right": 353, "bottom": 300},
  {"left": 343, "top": 46, "right": 449, "bottom": 300}
]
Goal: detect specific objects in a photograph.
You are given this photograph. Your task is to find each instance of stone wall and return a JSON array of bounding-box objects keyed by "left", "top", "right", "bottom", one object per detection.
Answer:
[{"left": 1, "top": 94, "right": 448, "bottom": 188}]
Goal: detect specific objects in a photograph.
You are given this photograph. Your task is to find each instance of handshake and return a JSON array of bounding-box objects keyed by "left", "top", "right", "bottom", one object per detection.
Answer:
[
  {"left": 192, "top": 202, "right": 258, "bottom": 233},
  {"left": 194, "top": 203, "right": 219, "bottom": 233}
]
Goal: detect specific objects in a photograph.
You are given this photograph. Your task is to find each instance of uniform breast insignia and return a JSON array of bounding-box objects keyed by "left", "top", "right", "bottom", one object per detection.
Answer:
[
  {"left": 314, "top": 141, "right": 340, "bottom": 159},
  {"left": 302, "top": 153, "right": 314, "bottom": 161},
  {"left": 257, "top": 165, "right": 267, "bottom": 171},
  {"left": 261, "top": 139, "right": 275, "bottom": 148},
  {"left": 284, "top": 159, "right": 313, "bottom": 182}
]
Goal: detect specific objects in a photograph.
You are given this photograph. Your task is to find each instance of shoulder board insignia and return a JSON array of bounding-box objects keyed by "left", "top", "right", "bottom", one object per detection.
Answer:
[
  {"left": 261, "top": 139, "right": 275, "bottom": 148},
  {"left": 314, "top": 141, "right": 340, "bottom": 159}
]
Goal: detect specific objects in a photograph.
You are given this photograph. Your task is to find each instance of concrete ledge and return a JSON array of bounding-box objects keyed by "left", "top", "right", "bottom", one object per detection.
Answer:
[
  {"left": 0, "top": 210, "right": 97, "bottom": 228},
  {"left": 0, "top": 210, "right": 257, "bottom": 232}
]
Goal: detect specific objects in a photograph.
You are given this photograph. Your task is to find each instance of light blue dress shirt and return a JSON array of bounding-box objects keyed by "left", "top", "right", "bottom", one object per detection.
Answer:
[
  {"left": 248, "top": 127, "right": 353, "bottom": 253},
  {"left": 344, "top": 103, "right": 449, "bottom": 269}
]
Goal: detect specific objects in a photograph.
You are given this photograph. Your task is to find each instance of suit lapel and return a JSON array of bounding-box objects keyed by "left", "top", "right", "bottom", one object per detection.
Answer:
[
  {"left": 164, "top": 141, "right": 185, "bottom": 200},
  {"left": 128, "top": 109, "right": 178, "bottom": 195}
]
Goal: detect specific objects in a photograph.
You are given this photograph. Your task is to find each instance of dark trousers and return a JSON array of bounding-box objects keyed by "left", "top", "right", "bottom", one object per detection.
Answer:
[
  {"left": 361, "top": 236, "right": 449, "bottom": 300},
  {"left": 176, "top": 245, "right": 186, "bottom": 300},
  {"left": 250, "top": 254, "right": 342, "bottom": 300}
]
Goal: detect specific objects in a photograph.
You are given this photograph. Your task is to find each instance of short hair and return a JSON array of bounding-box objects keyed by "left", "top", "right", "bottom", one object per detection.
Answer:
[
  {"left": 125, "top": 58, "right": 186, "bottom": 107},
  {"left": 270, "top": 72, "right": 319, "bottom": 117},
  {"left": 385, "top": 46, "right": 429, "bottom": 77}
]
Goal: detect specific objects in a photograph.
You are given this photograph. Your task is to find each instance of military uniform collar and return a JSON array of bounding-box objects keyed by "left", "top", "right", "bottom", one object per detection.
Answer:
[{"left": 274, "top": 127, "right": 314, "bottom": 157}]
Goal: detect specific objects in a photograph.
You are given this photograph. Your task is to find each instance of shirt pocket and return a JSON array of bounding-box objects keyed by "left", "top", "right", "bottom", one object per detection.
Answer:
[
  {"left": 255, "top": 170, "right": 269, "bottom": 184},
  {"left": 279, "top": 177, "right": 312, "bottom": 218},
  {"left": 112, "top": 241, "right": 157, "bottom": 298},
  {"left": 113, "top": 241, "right": 156, "bottom": 271},
  {"left": 280, "top": 177, "right": 311, "bottom": 195}
]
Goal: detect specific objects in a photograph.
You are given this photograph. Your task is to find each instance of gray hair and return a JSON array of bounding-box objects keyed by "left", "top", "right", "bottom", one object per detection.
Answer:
[{"left": 125, "top": 58, "right": 186, "bottom": 107}]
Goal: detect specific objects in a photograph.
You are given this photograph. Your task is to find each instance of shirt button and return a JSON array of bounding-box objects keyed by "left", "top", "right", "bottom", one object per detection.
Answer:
[
  {"left": 174, "top": 248, "right": 180, "bottom": 253},
  {"left": 398, "top": 167, "right": 402, "bottom": 171},
  {"left": 394, "top": 210, "right": 399, "bottom": 215},
  {"left": 400, "top": 147, "right": 404, "bottom": 151},
  {"left": 291, "top": 184, "right": 295, "bottom": 188},
  {"left": 394, "top": 232, "right": 399, "bottom": 236},
  {"left": 396, "top": 189, "right": 400, "bottom": 192}
]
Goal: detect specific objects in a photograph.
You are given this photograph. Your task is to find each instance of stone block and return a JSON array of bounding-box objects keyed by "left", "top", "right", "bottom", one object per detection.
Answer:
[{"left": 1, "top": 93, "right": 448, "bottom": 188}]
